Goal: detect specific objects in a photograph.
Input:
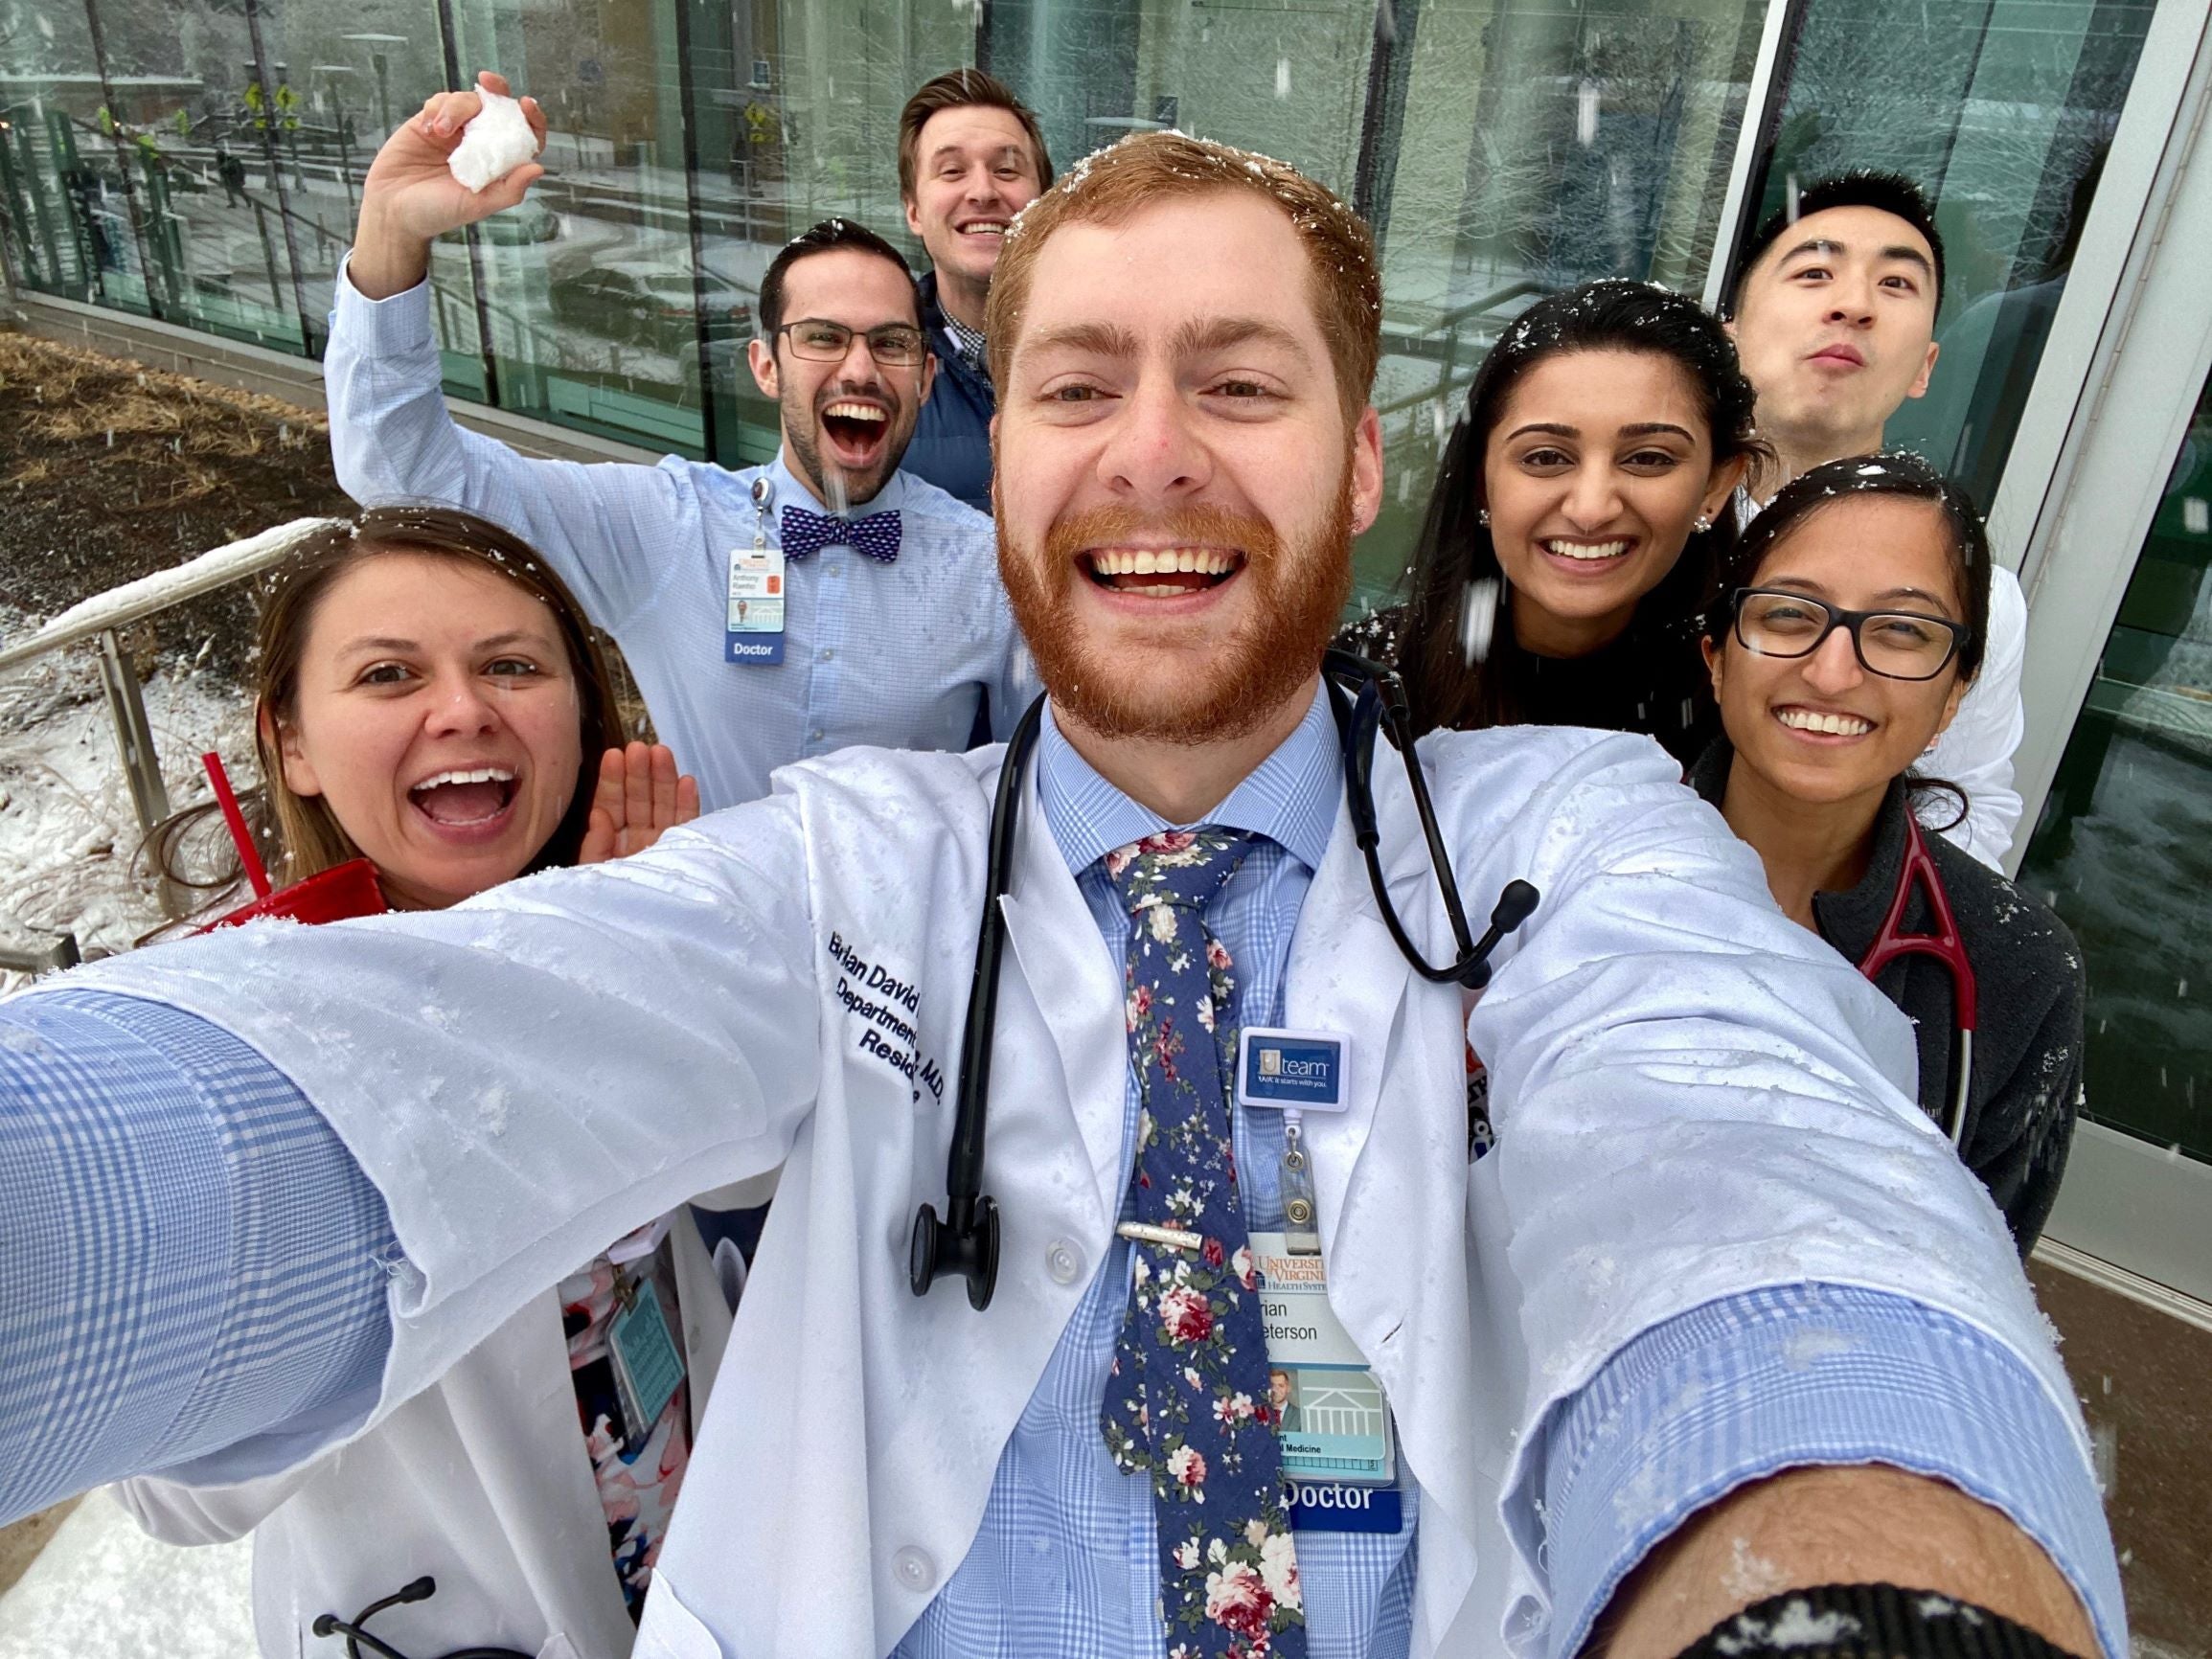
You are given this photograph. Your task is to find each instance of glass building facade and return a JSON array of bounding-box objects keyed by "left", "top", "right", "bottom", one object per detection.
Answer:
[
  {"left": 6, "top": 0, "right": 2212, "bottom": 1311},
  {"left": 0, "top": 0, "right": 2154, "bottom": 598}
]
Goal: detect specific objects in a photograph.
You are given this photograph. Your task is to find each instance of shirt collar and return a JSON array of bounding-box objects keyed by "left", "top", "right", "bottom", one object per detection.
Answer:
[
  {"left": 1035, "top": 685, "right": 1340, "bottom": 877},
  {"left": 942, "top": 310, "right": 989, "bottom": 375},
  {"left": 764, "top": 450, "right": 908, "bottom": 517}
]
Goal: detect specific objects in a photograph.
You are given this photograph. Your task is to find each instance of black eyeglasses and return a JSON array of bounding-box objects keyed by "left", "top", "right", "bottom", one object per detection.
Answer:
[
  {"left": 776, "top": 319, "right": 927, "bottom": 366},
  {"left": 1730, "top": 587, "right": 1967, "bottom": 681}
]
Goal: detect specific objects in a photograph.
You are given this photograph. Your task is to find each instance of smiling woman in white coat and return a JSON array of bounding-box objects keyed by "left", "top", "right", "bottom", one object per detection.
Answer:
[
  {"left": 112, "top": 508, "right": 729, "bottom": 1659},
  {"left": 0, "top": 129, "right": 2119, "bottom": 1659}
]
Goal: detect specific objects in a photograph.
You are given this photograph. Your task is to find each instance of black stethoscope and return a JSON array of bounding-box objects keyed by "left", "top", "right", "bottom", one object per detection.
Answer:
[
  {"left": 312, "top": 1578, "right": 530, "bottom": 1659},
  {"left": 910, "top": 648, "right": 1541, "bottom": 1311},
  {"left": 1858, "top": 812, "right": 1980, "bottom": 1150}
]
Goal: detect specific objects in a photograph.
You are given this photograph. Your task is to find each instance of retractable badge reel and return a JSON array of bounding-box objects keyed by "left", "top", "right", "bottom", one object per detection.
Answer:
[
  {"left": 1236, "top": 1030, "right": 1350, "bottom": 1256},
  {"left": 727, "top": 476, "right": 787, "bottom": 666}
]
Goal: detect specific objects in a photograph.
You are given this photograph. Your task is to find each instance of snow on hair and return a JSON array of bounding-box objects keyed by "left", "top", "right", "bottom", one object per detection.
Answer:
[{"left": 985, "top": 130, "right": 1380, "bottom": 416}]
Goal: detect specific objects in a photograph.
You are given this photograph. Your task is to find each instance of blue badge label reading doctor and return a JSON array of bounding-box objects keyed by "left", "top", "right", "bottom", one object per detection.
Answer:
[
  {"left": 1237, "top": 1028, "right": 1350, "bottom": 1113},
  {"left": 1286, "top": 1481, "right": 1402, "bottom": 1534}
]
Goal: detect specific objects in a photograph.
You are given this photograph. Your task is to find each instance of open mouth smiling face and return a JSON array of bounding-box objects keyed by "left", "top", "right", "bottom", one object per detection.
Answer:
[
  {"left": 1079, "top": 543, "right": 1248, "bottom": 603},
  {"left": 407, "top": 763, "right": 522, "bottom": 834},
  {"left": 817, "top": 395, "right": 895, "bottom": 472}
]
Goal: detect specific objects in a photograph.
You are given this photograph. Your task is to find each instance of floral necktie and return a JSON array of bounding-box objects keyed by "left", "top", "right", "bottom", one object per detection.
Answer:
[{"left": 1100, "top": 829, "right": 1305, "bottom": 1659}]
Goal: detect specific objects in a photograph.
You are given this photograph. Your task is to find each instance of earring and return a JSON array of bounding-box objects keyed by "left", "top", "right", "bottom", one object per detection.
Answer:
[
  {"left": 1693, "top": 513, "right": 1714, "bottom": 533},
  {"left": 1477, "top": 508, "right": 1492, "bottom": 528}
]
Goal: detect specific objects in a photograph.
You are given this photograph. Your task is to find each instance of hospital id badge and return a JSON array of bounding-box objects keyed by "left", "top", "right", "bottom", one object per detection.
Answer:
[
  {"left": 1251, "top": 1230, "right": 1395, "bottom": 1489},
  {"left": 726, "top": 546, "right": 787, "bottom": 665},
  {"left": 609, "top": 1277, "right": 686, "bottom": 1449},
  {"left": 1237, "top": 1029, "right": 1351, "bottom": 1114}
]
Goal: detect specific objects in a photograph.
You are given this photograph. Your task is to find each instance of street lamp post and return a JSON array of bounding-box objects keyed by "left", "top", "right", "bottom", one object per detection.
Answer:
[
  {"left": 341, "top": 35, "right": 408, "bottom": 142},
  {"left": 315, "top": 65, "right": 358, "bottom": 209}
]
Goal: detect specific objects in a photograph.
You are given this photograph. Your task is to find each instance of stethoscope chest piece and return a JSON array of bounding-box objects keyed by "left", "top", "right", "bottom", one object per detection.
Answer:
[{"left": 909, "top": 1193, "right": 1000, "bottom": 1310}]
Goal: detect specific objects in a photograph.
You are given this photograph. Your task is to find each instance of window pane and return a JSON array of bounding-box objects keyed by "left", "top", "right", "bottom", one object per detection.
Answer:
[
  {"left": 0, "top": 5, "right": 174, "bottom": 327},
  {"left": 1349, "top": 0, "right": 1768, "bottom": 600},
  {"left": 2018, "top": 371, "right": 2212, "bottom": 1164},
  {"left": 1751, "top": 0, "right": 2155, "bottom": 510},
  {"left": 451, "top": 0, "right": 707, "bottom": 456}
]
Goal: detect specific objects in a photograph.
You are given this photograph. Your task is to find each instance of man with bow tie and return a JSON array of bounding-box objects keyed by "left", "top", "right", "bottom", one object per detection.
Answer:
[{"left": 330, "top": 74, "right": 1027, "bottom": 812}]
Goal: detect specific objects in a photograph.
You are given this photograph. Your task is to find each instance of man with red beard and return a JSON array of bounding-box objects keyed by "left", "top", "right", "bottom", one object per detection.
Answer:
[
  {"left": 328, "top": 75, "right": 1028, "bottom": 813},
  {"left": 2, "top": 137, "right": 2120, "bottom": 1659}
]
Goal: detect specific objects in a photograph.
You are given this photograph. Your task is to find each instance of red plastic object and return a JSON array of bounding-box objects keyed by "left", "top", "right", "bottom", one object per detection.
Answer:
[
  {"left": 198, "top": 856, "right": 389, "bottom": 932},
  {"left": 200, "top": 752, "right": 272, "bottom": 898}
]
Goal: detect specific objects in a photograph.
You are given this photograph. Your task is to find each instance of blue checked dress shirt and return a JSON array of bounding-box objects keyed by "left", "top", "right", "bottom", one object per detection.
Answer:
[
  {"left": 0, "top": 698, "right": 2124, "bottom": 1656},
  {"left": 324, "top": 264, "right": 1030, "bottom": 812}
]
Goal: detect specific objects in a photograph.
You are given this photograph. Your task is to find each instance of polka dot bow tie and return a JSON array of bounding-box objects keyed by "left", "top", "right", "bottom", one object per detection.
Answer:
[{"left": 779, "top": 504, "right": 901, "bottom": 563}]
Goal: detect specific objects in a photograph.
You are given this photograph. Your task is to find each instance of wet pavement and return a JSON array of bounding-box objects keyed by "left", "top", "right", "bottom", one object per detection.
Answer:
[{"left": 2030, "top": 1256, "right": 2212, "bottom": 1656}]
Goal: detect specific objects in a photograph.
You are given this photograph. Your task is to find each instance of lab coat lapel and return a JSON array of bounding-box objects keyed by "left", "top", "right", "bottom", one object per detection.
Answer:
[
  {"left": 996, "top": 761, "right": 1129, "bottom": 1231},
  {"left": 1286, "top": 773, "right": 1490, "bottom": 1644}
]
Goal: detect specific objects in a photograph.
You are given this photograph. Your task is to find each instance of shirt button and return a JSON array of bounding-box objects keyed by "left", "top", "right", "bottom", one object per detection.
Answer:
[
  {"left": 1045, "top": 1239, "right": 1084, "bottom": 1285},
  {"left": 828, "top": 562, "right": 844, "bottom": 577},
  {"left": 893, "top": 1545, "right": 936, "bottom": 1592},
  {"left": 819, "top": 647, "right": 835, "bottom": 661},
  {"left": 810, "top": 729, "right": 825, "bottom": 742}
]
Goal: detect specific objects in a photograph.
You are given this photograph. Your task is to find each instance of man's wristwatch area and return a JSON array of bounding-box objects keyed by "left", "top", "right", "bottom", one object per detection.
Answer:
[{"left": 1675, "top": 1583, "right": 2087, "bottom": 1659}]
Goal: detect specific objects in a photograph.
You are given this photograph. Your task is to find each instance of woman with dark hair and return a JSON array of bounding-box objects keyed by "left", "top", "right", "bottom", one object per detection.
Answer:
[
  {"left": 1694, "top": 454, "right": 2080, "bottom": 1251},
  {"left": 1367, "top": 280, "right": 1764, "bottom": 761},
  {"left": 122, "top": 507, "right": 726, "bottom": 1659}
]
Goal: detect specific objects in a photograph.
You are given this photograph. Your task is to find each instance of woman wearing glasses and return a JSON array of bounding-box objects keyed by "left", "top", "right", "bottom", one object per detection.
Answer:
[{"left": 1693, "top": 455, "right": 2080, "bottom": 1251}]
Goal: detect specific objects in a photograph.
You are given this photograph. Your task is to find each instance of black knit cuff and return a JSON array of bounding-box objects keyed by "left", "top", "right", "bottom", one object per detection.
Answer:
[{"left": 1674, "top": 1583, "right": 2086, "bottom": 1659}]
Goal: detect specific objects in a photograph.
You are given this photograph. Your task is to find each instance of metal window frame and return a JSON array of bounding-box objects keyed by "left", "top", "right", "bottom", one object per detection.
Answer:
[
  {"left": 2004, "top": 0, "right": 2212, "bottom": 850},
  {"left": 1699, "top": 0, "right": 1801, "bottom": 313}
]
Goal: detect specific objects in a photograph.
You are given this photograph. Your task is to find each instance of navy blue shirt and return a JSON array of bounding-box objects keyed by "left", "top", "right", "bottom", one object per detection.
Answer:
[{"left": 904, "top": 272, "right": 996, "bottom": 513}]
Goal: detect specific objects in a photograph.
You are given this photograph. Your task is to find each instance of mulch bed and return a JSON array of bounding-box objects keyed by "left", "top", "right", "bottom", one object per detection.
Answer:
[{"left": 0, "top": 330, "right": 354, "bottom": 682}]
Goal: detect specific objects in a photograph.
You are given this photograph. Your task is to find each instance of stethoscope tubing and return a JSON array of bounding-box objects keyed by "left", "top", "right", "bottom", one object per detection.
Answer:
[
  {"left": 1857, "top": 813, "right": 1980, "bottom": 1150},
  {"left": 910, "top": 663, "right": 1538, "bottom": 1310}
]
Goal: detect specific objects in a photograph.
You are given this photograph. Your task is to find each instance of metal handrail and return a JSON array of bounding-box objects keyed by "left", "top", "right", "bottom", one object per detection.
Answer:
[
  {"left": 1, "top": 518, "right": 338, "bottom": 930},
  {"left": 0, "top": 516, "right": 336, "bottom": 672}
]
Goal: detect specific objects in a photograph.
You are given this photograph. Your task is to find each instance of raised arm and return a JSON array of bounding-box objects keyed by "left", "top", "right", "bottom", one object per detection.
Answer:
[
  {"left": 1456, "top": 731, "right": 2117, "bottom": 1657},
  {"left": 0, "top": 798, "right": 820, "bottom": 1520},
  {"left": 327, "top": 71, "right": 689, "bottom": 627}
]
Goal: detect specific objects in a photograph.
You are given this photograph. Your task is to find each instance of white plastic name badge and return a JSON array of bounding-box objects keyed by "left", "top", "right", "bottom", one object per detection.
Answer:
[
  {"left": 726, "top": 546, "right": 787, "bottom": 665},
  {"left": 1236, "top": 1028, "right": 1351, "bottom": 1113},
  {"left": 1251, "top": 1230, "right": 1394, "bottom": 1486}
]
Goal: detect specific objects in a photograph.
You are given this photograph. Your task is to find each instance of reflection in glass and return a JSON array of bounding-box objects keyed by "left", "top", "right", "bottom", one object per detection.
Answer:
[
  {"left": 433, "top": 0, "right": 708, "bottom": 455},
  {"left": 969, "top": 0, "right": 1767, "bottom": 602},
  {"left": 1749, "top": 0, "right": 2155, "bottom": 510},
  {"left": 2018, "top": 373, "right": 2212, "bottom": 1164}
]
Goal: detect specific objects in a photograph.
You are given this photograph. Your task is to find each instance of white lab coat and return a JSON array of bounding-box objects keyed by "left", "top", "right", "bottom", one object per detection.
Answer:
[
  {"left": 68, "top": 721, "right": 2091, "bottom": 1659},
  {"left": 113, "top": 1217, "right": 733, "bottom": 1659}
]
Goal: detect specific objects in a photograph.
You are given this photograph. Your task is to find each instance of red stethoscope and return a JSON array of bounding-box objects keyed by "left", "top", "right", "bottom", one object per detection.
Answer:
[{"left": 1858, "top": 813, "right": 1980, "bottom": 1149}]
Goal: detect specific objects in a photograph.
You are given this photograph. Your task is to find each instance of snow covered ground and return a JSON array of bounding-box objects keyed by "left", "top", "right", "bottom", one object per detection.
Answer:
[
  {"left": 0, "top": 1498, "right": 253, "bottom": 1659},
  {"left": 0, "top": 617, "right": 256, "bottom": 989}
]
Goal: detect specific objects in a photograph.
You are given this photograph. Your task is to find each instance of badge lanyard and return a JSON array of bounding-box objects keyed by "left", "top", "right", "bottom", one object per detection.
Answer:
[
  {"left": 1229, "top": 1030, "right": 1402, "bottom": 1530},
  {"left": 726, "top": 475, "right": 787, "bottom": 666}
]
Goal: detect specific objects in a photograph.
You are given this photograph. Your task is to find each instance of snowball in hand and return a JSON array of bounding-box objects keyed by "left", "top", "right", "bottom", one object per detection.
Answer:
[{"left": 447, "top": 89, "right": 537, "bottom": 192}]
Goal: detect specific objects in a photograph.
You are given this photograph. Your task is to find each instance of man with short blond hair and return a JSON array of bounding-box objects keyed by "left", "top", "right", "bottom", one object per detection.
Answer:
[
  {"left": 3, "top": 133, "right": 2118, "bottom": 1659},
  {"left": 897, "top": 67, "right": 1052, "bottom": 509}
]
